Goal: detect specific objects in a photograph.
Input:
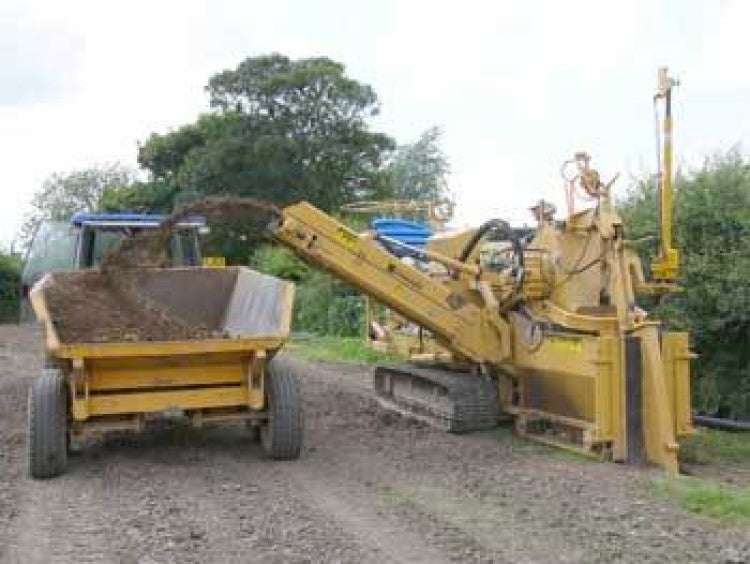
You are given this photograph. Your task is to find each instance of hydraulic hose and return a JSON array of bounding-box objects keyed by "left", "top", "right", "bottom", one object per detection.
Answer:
[
  {"left": 458, "top": 218, "right": 525, "bottom": 291},
  {"left": 458, "top": 218, "right": 524, "bottom": 268},
  {"left": 693, "top": 415, "right": 750, "bottom": 432}
]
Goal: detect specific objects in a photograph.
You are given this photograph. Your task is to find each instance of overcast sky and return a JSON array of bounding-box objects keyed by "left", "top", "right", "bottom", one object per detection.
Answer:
[{"left": 1, "top": 0, "right": 748, "bottom": 247}]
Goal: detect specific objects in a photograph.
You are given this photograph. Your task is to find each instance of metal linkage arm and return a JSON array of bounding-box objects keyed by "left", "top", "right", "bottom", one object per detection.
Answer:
[{"left": 272, "top": 202, "right": 510, "bottom": 364}]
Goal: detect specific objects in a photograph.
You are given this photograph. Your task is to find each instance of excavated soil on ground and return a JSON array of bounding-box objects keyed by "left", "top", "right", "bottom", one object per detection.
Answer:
[{"left": 44, "top": 196, "right": 279, "bottom": 344}]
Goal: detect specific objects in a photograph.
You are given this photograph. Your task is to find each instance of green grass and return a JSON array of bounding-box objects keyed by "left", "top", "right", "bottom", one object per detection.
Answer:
[
  {"left": 679, "top": 429, "right": 750, "bottom": 464},
  {"left": 654, "top": 476, "right": 750, "bottom": 522},
  {"left": 287, "top": 334, "right": 397, "bottom": 364}
]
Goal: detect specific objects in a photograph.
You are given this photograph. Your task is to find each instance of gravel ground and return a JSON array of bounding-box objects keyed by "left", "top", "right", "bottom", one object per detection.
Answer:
[{"left": 1, "top": 323, "right": 748, "bottom": 563}]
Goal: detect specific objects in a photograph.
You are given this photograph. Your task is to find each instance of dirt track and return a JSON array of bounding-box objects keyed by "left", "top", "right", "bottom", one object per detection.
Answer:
[{"left": 1, "top": 324, "right": 748, "bottom": 563}]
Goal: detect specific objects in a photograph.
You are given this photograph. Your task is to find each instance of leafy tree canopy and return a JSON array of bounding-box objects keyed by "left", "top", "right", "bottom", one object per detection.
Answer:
[
  {"left": 619, "top": 149, "right": 750, "bottom": 418},
  {"left": 384, "top": 126, "right": 450, "bottom": 201},
  {"left": 132, "top": 54, "right": 397, "bottom": 263},
  {"left": 207, "top": 54, "right": 380, "bottom": 129},
  {"left": 20, "top": 164, "right": 137, "bottom": 249},
  {"left": 138, "top": 54, "right": 395, "bottom": 211}
]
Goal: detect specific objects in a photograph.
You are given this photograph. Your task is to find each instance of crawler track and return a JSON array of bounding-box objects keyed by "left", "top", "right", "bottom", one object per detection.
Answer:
[{"left": 373, "top": 364, "right": 499, "bottom": 433}]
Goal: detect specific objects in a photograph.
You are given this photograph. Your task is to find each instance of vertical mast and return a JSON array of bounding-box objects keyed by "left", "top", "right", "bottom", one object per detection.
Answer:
[{"left": 651, "top": 67, "right": 680, "bottom": 281}]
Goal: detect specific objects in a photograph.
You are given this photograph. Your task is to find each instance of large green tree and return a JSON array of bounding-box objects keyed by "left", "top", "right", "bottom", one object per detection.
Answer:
[
  {"left": 139, "top": 55, "right": 394, "bottom": 208},
  {"left": 20, "top": 164, "right": 137, "bottom": 249},
  {"left": 619, "top": 150, "right": 750, "bottom": 418},
  {"left": 384, "top": 126, "right": 450, "bottom": 201},
  {"left": 136, "top": 54, "right": 395, "bottom": 262}
]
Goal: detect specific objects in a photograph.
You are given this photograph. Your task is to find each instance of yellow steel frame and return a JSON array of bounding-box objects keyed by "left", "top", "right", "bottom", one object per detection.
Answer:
[
  {"left": 62, "top": 346, "right": 272, "bottom": 422},
  {"left": 651, "top": 67, "right": 680, "bottom": 281},
  {"left": 508, "top": 318, "right": 694, "bottom": 473},
  {"left": 661, "top": 332, "right": 694, "bottom": 437},
  {"left": 276, "top": 202, "right": 511, "bottom": 364},
  {"left": 272, "top": 184, "right": 694, "bottom": 473},
  {"left": 202, "top": 255, "right": 227, "bottom": 268},
  {"left": 29, "top": 281, "right": 288, "bottom": 430}
]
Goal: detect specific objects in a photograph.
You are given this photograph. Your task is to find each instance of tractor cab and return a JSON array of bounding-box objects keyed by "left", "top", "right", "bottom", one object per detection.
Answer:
[
  {"left": 67, "top": 212, "right": 204, "bottom": 269},
  {"left": 20, "top": 212, "right": 206, "bottom": 320}
]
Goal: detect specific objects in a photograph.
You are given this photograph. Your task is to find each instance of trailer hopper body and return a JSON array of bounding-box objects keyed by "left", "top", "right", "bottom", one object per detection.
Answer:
[{"left": 27, "top": 267, "right": 300, "bottom": 478}]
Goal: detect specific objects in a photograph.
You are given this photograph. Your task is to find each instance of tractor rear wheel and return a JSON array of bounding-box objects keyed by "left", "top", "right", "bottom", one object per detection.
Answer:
[
  {"left": 260, "top": 359, "right": 302, "bottom": 460},
  {"left": 28, "top": 370, "right": 68, "bottom": 479}
]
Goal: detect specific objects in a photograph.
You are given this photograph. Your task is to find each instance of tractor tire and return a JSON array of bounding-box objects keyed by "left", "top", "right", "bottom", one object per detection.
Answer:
[
  {"left": 260, "top": 359, "right": 303, "bottom": 460},
  {"left": 28, "top": 370, "right": 68, "bottom": 479}
]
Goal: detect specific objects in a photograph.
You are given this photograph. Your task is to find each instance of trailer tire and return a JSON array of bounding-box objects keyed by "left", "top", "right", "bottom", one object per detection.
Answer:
[
  {"left": 28, "top": 370, "right": 68, "bottom": 479},
  {"left": 261, "top": 359, "right": 302, "bottom": 460}
]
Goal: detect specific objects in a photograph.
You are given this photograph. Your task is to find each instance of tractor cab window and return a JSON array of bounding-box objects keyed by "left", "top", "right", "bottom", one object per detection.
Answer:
[
  {"left": 171, "top": 229, "right": 200, "bottom": 267},
  {"left": 78, "top": 226, "right": 127, "bottom": 268},
  {"left": 90, "top": 228, "right": 125, "bottom": 266},
  {"left": 22, "top": 221, "right": 78, "bottom": 291},
  {"left": 80, "top": 226, "right": 201, "bottom": 268}
]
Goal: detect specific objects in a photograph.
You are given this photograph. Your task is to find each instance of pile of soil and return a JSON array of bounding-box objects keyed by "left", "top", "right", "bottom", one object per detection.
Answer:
[
  {"left": 45, "top": 196, "right": 280, "bottom": 344},
  {"left": 44, "top": 270, "right": 213, "bottom": 343}
]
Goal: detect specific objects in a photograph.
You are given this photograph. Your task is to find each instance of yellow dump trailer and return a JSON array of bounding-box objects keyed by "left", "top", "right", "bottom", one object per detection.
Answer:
[{"left": 28, "top": 267, "right": 298, "bottom": 479}]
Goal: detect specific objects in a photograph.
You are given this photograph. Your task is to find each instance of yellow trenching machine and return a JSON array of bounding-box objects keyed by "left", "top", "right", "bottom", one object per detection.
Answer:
[{"left": 270, "top": 67, "right": 692, "bottom": 472}]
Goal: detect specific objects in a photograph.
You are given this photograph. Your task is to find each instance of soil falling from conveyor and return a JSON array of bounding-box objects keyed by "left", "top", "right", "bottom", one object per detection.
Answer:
[
  {"left": 100, "top": 196, "right": 280, "bottom": 272},
  {"left": 44, "top": 197, "right": 281, "bottom": 344}
]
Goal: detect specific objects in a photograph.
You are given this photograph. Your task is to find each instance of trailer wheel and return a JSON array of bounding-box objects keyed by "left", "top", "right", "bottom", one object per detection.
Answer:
[
  {"left": 28, "top": 370, "right": 68, "bottom": 479},
  {"left": 261, "top": 359, "right": 302, "bottom": 460}
]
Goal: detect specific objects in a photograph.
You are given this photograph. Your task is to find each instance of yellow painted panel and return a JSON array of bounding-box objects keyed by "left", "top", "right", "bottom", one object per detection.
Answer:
[
  {"left": 56, "top": 337, "right": 285, "bottom": 359},
  {"left": 87, "top": 353, "right": 248, "bottom": 390},
  {"left": 514, "top": 334, "right": 624, "bottom": 451},
  {"left": 86, "top": 386, "right": 249, "bottom": 417},
  {"left": 637, "top": 325, "right": 679, "bottom": 474},
  {"left": 521, "top": 369, "right": 594, "bottom": 421},
  {"left": 600, "top": 336, "right": 625, "bottom": 460},
  {"left": 88, "top": 362, "right": 246, "bottom": 391},
  {"left": 247, "top": 386, "right": 264, "bottom": 411},
  {"left": 202, "top": 256, "right": 226, "bottom": 267},
  {"left": 515, "top": 335, "right": 599, "bottom": 422},
  {"left": 514, "top": 334, "right": 599, "bottom": 379},
  {"left": 72, "top": 398, "right": 88, "bottom": 421},
  {"left": 662, "top": 332, "right": 694, "bottom": 436},
  {"left": 594, "top": 338, "right": 612, "bottom": 441}
]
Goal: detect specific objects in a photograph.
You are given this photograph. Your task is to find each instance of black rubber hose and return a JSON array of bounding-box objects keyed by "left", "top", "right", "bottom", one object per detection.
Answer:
[
  {"left": 693, "top": 415, "right": 750, "bottom": 432},
  {"left": 458, "top": 218, "right": 524, "bottom": 271}
]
